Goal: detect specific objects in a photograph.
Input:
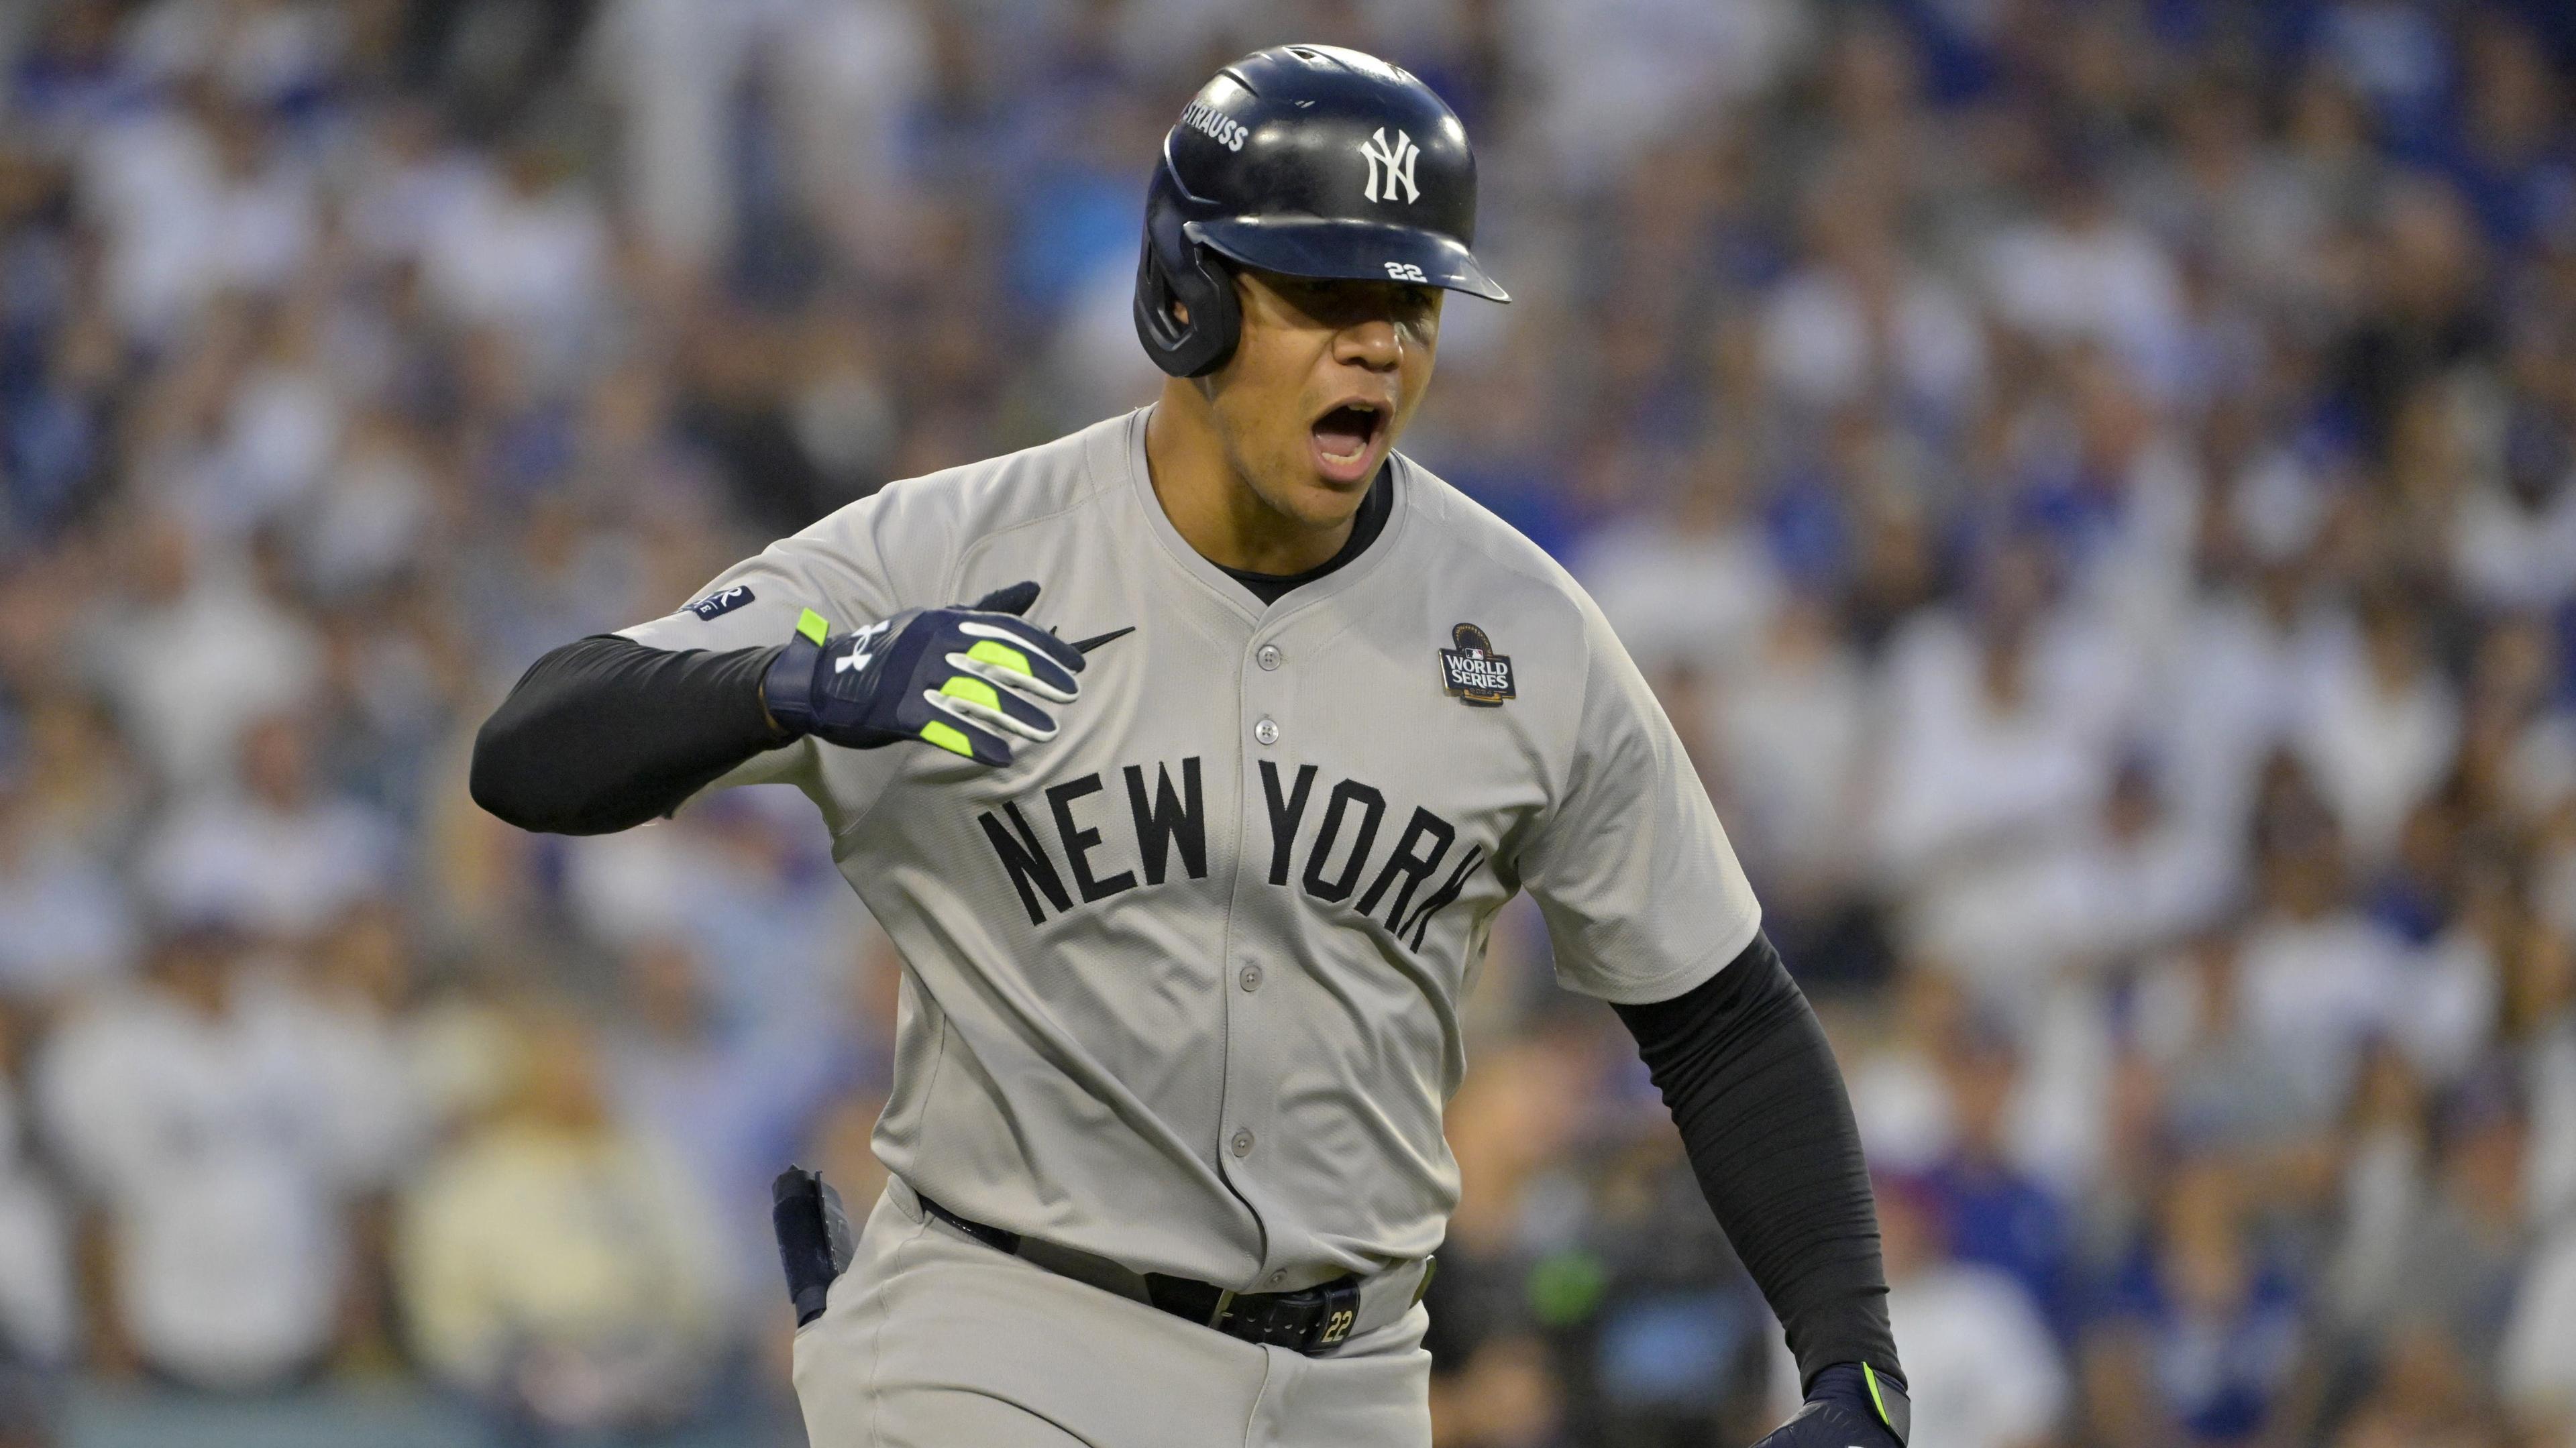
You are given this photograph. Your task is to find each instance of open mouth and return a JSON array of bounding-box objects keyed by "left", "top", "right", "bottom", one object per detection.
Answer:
[{"left": 1309, "top": 400, "right": 1387, "bottom": 484}]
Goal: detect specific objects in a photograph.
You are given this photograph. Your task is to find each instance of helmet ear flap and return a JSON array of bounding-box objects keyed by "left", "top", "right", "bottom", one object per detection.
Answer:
[{"left": 1134, "top": 163, "right": 1240, "bottom": 378}]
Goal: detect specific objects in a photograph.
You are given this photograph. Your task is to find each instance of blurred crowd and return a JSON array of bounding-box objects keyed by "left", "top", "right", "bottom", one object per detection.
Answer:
[{"left": 0, "top": 0, "right": 2573, "bottom": 1445}]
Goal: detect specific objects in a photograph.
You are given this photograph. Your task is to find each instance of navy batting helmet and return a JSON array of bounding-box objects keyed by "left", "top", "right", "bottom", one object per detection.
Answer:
[{"left": 1134, "top": 44, "right": 1510, "bottom": 378}]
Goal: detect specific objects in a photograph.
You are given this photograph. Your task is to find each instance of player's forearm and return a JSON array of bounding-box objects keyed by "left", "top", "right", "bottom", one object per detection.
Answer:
[
  {"left": 1611, "top": 932, "right": 1902, "bottom": 1394},
  {"left": 470, "top": 634, "right": 788, "bottom": 834}
]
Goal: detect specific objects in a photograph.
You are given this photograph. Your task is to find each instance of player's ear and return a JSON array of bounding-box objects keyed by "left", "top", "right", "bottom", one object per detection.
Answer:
[{"left": 1171, "top": 299, "right": 1189, "bottom": 325}]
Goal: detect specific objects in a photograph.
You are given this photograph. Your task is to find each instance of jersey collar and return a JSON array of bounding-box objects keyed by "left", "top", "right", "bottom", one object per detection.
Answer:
[{"left": 1108, "top": 405, "right": 1411, "bottom": 628}]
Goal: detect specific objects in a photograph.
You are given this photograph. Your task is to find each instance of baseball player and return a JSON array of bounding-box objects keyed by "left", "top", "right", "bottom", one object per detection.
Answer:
[{"left": 473, "top": 45, "right": 1908, "bottom": 1448}]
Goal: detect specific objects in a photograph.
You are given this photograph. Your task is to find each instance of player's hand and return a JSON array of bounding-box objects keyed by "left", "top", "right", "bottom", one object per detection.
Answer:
[
  {"left": 1750, "top": 1364, "right": 1909, "bottom": 1448},
  {"left": 761, "top": 580, "right": 1084, "bottom": 766}
]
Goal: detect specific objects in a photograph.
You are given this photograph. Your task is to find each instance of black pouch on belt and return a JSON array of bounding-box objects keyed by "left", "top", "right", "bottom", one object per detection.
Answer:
[{"left": 772, "top": 1165, "right": 857, "bottom": 1327}]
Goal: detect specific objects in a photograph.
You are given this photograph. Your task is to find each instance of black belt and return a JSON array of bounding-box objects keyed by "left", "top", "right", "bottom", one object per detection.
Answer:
[{"left": 916, "top": 1192, "right": 1370, "bottom": 1356}]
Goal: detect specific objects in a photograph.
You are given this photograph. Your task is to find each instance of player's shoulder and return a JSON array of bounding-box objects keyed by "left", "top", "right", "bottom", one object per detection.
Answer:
[
  {"left": 801, "top": 413, "right": 1131, "bottom": 569},
  {"left": 1393, "top": 452, "right": 1603, "bottom": 634}
]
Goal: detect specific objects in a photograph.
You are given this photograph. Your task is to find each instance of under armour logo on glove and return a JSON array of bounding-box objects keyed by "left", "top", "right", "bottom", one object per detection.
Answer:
[
  {"left": 762, "top": 581, "right": 1085, "bottom": 767},
  {"left": 832, "top": 620, "right": 894, "bottom": 675}
]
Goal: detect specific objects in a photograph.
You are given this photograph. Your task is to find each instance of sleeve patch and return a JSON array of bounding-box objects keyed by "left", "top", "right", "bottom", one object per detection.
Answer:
[{"left": 687, "top": 585, "right": 755, "bottom": 620}]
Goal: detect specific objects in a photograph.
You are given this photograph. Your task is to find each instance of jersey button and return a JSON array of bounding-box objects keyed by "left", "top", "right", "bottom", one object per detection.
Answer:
[
  {"left": 1256, "top": 645, "right": 1283, "bottom": 671},
  {"left": 1238, "top": 963, "right": 1263, "bottom": 993},
  {"left": 1231, "top": 1129, "right": 1255, "bottom": 1158},
  {"left": 1267, "top": 1270, "right": 1289, "bottom": 1287},
  {"left": 1254, "top": 718, "right": 1279, "bottom": 746}
]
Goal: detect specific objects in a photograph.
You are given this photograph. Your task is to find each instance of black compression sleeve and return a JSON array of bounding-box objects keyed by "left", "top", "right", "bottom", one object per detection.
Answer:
[
  {"left": 470, "top": 634, "right": 790, "bottom": 835},
  {"left": 1610, "top": 931, "right": 1901, "bottom": 1394}
]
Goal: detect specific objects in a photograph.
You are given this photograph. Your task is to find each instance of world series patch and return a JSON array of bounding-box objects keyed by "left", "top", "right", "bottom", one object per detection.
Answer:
[
  {"left": 1438, "top": 623, "right": 1514, "bottom": 706},
  {"left": 688, "top": 585, "right": 755, "bottom": 620}
]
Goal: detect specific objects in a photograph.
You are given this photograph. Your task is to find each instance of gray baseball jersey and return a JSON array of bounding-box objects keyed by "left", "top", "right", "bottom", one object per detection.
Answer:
[{"left": 620, "top": 407, "right": 1760, "bottom": 1292}]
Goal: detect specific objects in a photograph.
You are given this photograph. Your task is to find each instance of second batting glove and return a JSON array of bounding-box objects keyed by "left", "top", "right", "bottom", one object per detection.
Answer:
[{"left": 762, "top": 581, "right": 1085, "bottom": 767}]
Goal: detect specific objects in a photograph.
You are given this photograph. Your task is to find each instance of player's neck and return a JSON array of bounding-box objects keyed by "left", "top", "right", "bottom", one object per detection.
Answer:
[{"left": 1144, "top": 390, "right": 1354, "bottom": 576}]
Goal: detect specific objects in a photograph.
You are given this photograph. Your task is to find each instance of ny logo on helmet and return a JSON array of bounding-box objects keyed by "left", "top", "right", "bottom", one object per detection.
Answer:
[{"left": 1360, "top": 128, "right": 1419, "bottom": 205}]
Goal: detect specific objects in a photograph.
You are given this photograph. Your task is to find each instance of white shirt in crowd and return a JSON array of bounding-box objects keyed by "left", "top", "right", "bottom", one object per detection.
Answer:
[
  {"left": 2452, "top": 476, "right": 2576, "bottom": 614},
  {"left": 1770, "top": 1257, "right": 2068, "bottom": 1448},
  {"left": 1760, "top": 256, "right": 1987, "bottom": 420},
  {"left": 0, "top": 1084, "right": 74, "bottom": 1367},
  {"left": 2237, "top": 908, "right": 2412, "bottom": 1123},
  {"left": 2292, "top": 630, "right": 2459, "bottom": 869},
  {"left": 1713, "top": 605, "right": 1870, "bottom": 887},
  {"left": 1869, "top": 609, "right": 2129, "bottom": 888},
  {"left": 2502, "top": 1223, "right": 2576, "bottom": 1440},
  {"left": 138, "top": 790, "right": 395, "bottom": 944},
  {"left": 1909, "top": 802, "right": 2234, "bottom": 999},
  {"left": 418, "top": 168, "right": 609, "bottom": 359},
  {"left": 37, "top": 968, "right": 415, "bottom": 1388},
  {"left": 1505, "top": 0, "right": 1807, "bottom": 183},
  {"left": 590, "top": 0, "right": 930, "bottom": 271},
  {"left": 2153, "top": 591, "right": 2323, "bottom": 842},
  {"left": 1887, "top": 1261, "right": 2068, "bottom": 1448},
  {"left": 1980, "top": 204, "right": 2187, "bottom": 400},
  {"left": 0, "top": 834, "right": 135, "bottom": 1001},
  {"left": 88, "top": 567, "right": 319, "bottom": 793},
  {"left": 77, "top": 107, "right": 317, "bottom": 341},
  {"left": 1574, "top": 511, "right": 1784, "bottom": 679}
]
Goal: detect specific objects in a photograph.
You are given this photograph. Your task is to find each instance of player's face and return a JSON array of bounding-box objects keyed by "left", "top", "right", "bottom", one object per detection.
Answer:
[{"left": 1207, "top": 268, "right": 1442, "bottom": 530}]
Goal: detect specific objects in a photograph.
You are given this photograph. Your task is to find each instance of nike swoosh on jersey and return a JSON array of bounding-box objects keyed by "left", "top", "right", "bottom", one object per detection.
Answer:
[{"left": 1069, "top": 626, "right": 1136, "bottom": 655}]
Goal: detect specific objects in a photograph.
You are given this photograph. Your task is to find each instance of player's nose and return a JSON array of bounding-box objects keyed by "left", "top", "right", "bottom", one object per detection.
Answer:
[{"left": 1332, "top": 317, "right": 1403, "bottom": 373}]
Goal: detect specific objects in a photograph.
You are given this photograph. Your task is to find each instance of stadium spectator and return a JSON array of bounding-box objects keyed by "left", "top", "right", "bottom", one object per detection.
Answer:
[
  {"left": 396, "top": 1002, "right": 728, "bottom": 1440},
  {"left": 0, "top": 753, "right": 131, "bottom": 1004},
  {"left": 1873, "top": 1174, "right": 2066, "bottom": 1448},
  {"left": 136, "top": 710, "right": 396, "bottom": 941},
  {"left": 2084, "top": 1154, "right": 2308, "bottom": 1446},
  {"left": 36, "top": 921, "right": 400, "bottom": 1388}
]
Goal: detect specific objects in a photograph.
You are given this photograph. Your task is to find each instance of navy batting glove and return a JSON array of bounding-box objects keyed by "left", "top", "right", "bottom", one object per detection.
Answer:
[
  {"left": 1752, "top": 1363, "right": 1910, "bottom": 1448},
  {"left": 761, "top": 581, "right": 1085, "bottom": 767}
]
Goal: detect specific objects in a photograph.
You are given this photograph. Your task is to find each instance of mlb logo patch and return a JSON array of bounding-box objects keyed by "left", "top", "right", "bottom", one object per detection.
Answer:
[
  {"left": 1438, "top": 623, "right": 1513, "bottom": 707},
  {"left": 688, "top": 586, "right": 755, "bottom": 620}
]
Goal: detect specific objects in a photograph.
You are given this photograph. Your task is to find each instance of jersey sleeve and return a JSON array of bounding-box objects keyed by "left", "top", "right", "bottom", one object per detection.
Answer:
[
  {"left": 1519, "top": 597, "right": 1762, "bottom": 1004},
  {"left": 614, "top": 484, "right": 945, "bottom": 792}
]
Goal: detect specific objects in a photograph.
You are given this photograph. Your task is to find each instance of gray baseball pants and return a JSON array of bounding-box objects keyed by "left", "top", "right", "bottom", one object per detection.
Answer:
[{"left": 792, "top": 1180, "right": 1435, "bottom": 1448}]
